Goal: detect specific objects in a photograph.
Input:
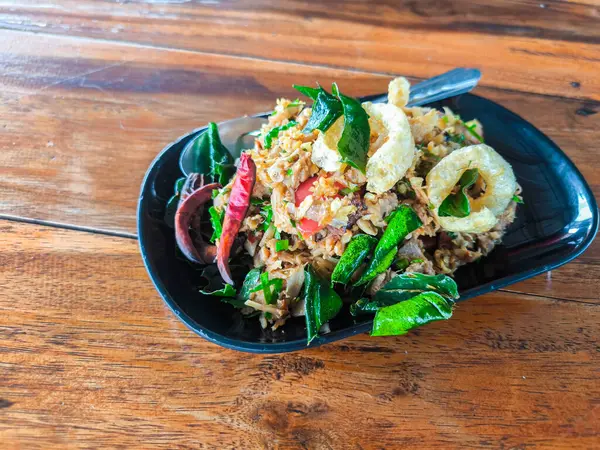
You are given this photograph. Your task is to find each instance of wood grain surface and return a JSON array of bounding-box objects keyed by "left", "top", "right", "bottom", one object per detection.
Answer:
[
  {"left": 0, "top": 0, "right": 599, "bottom": 448},
  {"left": 1, "top": 0, "right": 599, "bottom": 100},
  {"left": 0, "top": 220, "right": 598, "bottom": 449}
]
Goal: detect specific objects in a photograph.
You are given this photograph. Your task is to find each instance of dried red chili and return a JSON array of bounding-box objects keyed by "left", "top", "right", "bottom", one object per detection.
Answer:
[
  {"left": 217, "top": 153, "right": 256, "bottom": 285},
  {"left": 175, "top": 181, "right": 221, "bottom": 264}
]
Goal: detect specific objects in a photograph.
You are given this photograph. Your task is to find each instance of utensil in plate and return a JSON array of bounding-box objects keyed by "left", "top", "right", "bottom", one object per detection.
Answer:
[{"left": 179, "top": 68, "right": 482, "bottom": 175}]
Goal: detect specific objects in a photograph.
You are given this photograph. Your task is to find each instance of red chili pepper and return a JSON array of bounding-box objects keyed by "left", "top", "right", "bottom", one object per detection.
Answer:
[
  {"left": 217, "top": 153, "right": 256, "bottom": 285},
  {"left": 175, "top": 181, "right": 222, "bottom": 264}
]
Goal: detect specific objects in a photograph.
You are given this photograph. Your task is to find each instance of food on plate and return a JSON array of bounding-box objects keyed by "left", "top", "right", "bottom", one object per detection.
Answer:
[{"left": 167, "top": 77, "right": 522, "bottom": 344}]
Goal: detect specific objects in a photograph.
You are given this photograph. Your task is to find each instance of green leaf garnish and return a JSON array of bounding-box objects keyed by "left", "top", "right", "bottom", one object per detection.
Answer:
[
  {"left": 286, "top": 168, "right": 293, "bottom": 176},
  {"left": 335, "top": 84, "right": 370, "bottom": 173},
  {"left": 239, "top": 268, "right": 262, "bottom": 303},
  {"left": 264, "top": 120, "right": 298, "bottom": 149},
  {"left": 304, "top": 266, "right": 343, "bottom": 345},
  {"left": 512, "top": 195, "right": 524, "bottom": 204},
  {"left": 295, "top": 83, "right": 370, "bottom": 172},
  {"left": 287, "top": 98, "right": 302, "bottom": 108},
  {"left": 349, "top": 273, "right": 458, "bottom": 336},
  {"left": 293, "top": 84, "right": 320, "bottom": 100},
  {"left": 331, "top": 234, "right": 377, "bottom": 286},
  {"left": 368, "top": 272, "right": 458, "bottom": 310},
  {"left": 302, "top": 87, "right": 343, "bottom": 134},
  {"left": 371, "top": 292, "right": 453, "bottom": 336},
  {"left": 208, "top": 206, "right": 224, "bottom": 243},
  {"left": 185, "top": 122, "right": 235, "bottom": 184},
  {"left": 356, "top": 206, "right": 423, "bottom": 286},
  {"left": 275, "top": 239, "right": 289, "bottom": 252},
  {"left": 174, "top": 177, "right": 186, "bottom": 194},
  {"left": 250, "top": 197, "right": 265, "bottom": 205},
  {"left": 438, "top": 168, "right": 479, "bottom": 218},
  {"left": 200, "top": 283, "right": 237, "bottom": 298},
  {"left": 394, "top": 258, "right": 410, "bottom": 271}
]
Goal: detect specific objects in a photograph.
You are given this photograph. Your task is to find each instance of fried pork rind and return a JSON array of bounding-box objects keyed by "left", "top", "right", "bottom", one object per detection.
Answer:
[{"left": 426, "top": 144, "right": 517, "bottom": 233}]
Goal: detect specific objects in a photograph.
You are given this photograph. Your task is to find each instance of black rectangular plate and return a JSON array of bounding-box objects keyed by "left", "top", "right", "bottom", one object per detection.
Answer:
[{"left": 137, "top": 93, "right": 598, "bottom": 353}]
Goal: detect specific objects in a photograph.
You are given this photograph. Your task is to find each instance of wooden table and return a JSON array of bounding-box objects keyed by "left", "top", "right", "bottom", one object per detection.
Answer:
[{"left": 0, "top": 1, "right": 598, "bottom": 448}]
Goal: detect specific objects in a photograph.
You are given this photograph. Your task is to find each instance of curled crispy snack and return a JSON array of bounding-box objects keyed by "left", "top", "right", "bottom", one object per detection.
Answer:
[{"left": 426, "top": 144, "right": 517, "bottom": 233}]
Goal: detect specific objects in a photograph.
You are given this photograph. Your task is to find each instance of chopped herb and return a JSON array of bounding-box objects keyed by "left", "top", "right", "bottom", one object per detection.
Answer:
[
  {"left": 442, "top": 115, "right": 449, "bottom": 124},
  {"left": 462, "top": 120, "right": 484, "bottom": 143},
  {"left": 438, "top": 168, "right": 479, "bottom": 218},
  {"left": 265, "top": 312, "right": 272, "bottom": 320},
  {"left": 250, "top": 197, "right": 265, "bottom": 205},
  {"left": 251, "top": 272, "right": 284, "bottom": 305},
  {"left": 340, "top": 185, "right": 360, "bottom": 195},
  {"left": 211, "top": 189, "right": 220, "bottom": 199},
  {"left": 447, "top": 231, "right": 458, "bottom": 239},
  {"left": 274, "top": 229, "right": 281, "bottom": 239},
  {"left": 275, "top": 239, "right": 289, "bottom": 252},
  {"left": 290, "top": 219, "right": 297, "bottom": 228},
  {"left": 512, "top": 195, "right": 524, "bottom": 204},
  {"left": 263, "top": 121, "right": 298, "bottom": 149},
  {"left": 410, "top": 258, "right": 424, "bottom": 264},
  {"left": 286, "top": 168, "right": 293, "bottom": 176},
  {"left": 287, "top": 98, "right": 302, "bottom": 108},
  {"left": 260, "top": 204, "right": 273, "bottom": 231},
  {"left": 449, "top": 133, "right": 466, "bottom": 144},
  {"left": 208, "top": 206, "right": 225, "bottom": 243},
  {"left": 428, "top": 203, "right": 435, "bottom": 210}
]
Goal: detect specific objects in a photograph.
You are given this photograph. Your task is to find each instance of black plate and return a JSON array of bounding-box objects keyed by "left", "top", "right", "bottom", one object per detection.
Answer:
[{"left": 137, "top": 93, "right": 598, "bottom": 353}]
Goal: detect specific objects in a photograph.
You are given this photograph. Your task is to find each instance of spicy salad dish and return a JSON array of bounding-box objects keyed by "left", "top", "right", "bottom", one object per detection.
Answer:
[{"left": 167, "top": 77, "right": 522, "bottom": 345}]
